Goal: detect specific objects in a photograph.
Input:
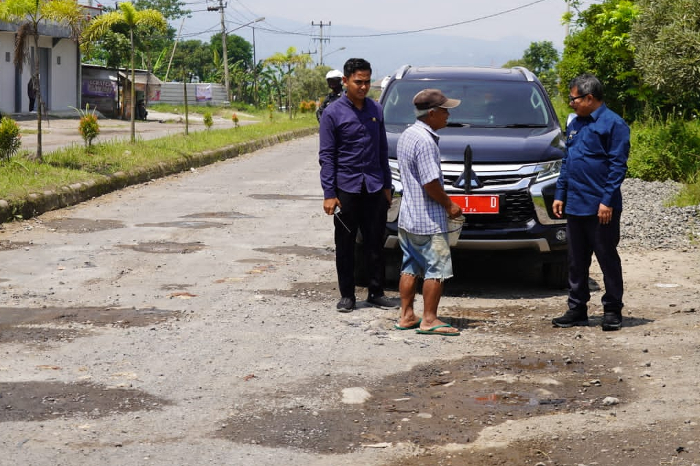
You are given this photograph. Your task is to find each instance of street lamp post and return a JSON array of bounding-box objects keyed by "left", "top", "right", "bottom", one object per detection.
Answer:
[
  {"left": 222, "top": 16, "right": 264, "bottom": 104},
  {"left": 322, "top": 46, "right": 345, "bottom": 66}
]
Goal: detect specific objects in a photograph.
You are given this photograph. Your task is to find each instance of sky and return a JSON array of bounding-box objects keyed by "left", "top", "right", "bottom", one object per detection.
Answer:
[{"left": 173, "top": 0, "right": 595, "bottom": 79}]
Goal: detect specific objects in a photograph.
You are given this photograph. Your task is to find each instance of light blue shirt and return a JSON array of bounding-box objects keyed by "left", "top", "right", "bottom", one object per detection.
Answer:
[{"left": 397, "top": 120, "right": 448, "bottom": 235}]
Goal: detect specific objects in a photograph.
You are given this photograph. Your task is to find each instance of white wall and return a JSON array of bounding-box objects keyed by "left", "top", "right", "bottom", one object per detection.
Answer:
[
  {"left": 0, "top": 32, "right": 78, "bottom": 115},
  {"left": 0, "top": 31, "right": 16, "bottom": 115},
  {"left": 49, "top": 37, "right": 79, "bottom": 112}
]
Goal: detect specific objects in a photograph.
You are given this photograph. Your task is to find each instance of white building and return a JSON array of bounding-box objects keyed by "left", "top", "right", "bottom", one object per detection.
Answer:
[{"left": 0, "top": 19, "right": 82, "bottom": 116}]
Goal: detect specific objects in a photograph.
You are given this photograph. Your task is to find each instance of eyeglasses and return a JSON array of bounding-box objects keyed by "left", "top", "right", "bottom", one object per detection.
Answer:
[{"left": 568, "top": 94, "right": 588, "bottom": 103}]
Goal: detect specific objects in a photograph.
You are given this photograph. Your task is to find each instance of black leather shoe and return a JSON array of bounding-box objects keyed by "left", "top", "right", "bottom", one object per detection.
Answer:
[
  {"left": 552, "top": 310, "right": 589, "bottom": 328},
  {"left": 367, "top": 294, "right": 399, "bottom": 309},
  {"left": 336, "top": 297, "right": 355, "bottom": 312},
  {"left": 602, "top": 311, "right": 622, "bottom": 331}
]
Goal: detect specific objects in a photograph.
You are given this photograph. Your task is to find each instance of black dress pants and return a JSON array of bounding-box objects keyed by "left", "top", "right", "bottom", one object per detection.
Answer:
[
  {"left": 335, "top": 187, "right": 388, "bottom": 299},
  {"left": 566, "top": 212, "right": 624, "bottom": 313}
]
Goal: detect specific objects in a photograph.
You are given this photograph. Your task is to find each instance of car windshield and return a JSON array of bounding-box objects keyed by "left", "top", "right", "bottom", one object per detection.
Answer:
[{"left": 382, "top": 79, "right": 552, "bottom": 127}]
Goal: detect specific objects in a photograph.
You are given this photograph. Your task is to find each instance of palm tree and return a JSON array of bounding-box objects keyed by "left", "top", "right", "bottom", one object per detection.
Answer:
[
  {"left": 82, "top": 2, "right": 166, "bottom": 143},
  {"left": 0, "top": 0, "right": 85, "bottom": 161}
]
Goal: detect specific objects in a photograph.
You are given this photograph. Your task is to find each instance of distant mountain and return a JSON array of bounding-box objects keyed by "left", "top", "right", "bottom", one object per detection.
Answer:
[{"left": 180, "top": 15, "right": 553, "bottom": 78}]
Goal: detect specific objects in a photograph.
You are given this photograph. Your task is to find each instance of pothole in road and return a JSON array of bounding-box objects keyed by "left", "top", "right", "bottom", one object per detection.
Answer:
[
  {"left": 0, "top": 240, "right": 32, "bottom": 251},
  {"left": 182, "top": 211, "right": 252, "bottom": 219},
  {"left": 258, "top": 280, "right": 338, "bottom": 299},
  {"left": 0, "top": 306, "right": 180, "bottom": 344},
  {"left": 215, "top": 353, "right": 629, "bottom": 453},
  {"left": 254, "top": 245, "right": 335, "bottom": 260},
  {"left": 388, "top": 421, "right": 700, "bottom": 466},
  {"left": 117, "top": 241, "right": 205, "bottom": 254},
  {"left": 249, "top": 194, "right": 322, "bottom": 201},
  {"left": 42, "top": 218, "right": 125, "bottom": 233},
  {"left": 135, "top": 221, "right": 225, "bottom": 229},
  {"left": 0, "top": 381, "right": 170, "bottom": 423}
]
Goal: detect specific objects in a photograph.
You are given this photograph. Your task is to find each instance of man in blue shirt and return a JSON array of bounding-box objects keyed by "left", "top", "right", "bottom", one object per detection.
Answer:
[
  {"left": 552, "top": 74, "right": 630, "bottom": 331},
  {"left": 319, "top": 58, "right": 396, "bottom": 312}
]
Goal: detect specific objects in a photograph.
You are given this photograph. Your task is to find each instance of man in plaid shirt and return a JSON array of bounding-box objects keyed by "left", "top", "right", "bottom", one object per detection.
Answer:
[{"left": 394, "top": 89, "right": 463, "bottom": 336}]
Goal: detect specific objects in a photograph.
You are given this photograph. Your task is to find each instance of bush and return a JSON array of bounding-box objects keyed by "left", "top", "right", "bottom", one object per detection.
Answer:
[
  {"left": 298, "top": 100, "right": 316, "bottom": 113},
  {"left": 0, "top": 116, "right": 22, "bottom": 162},
  {"left": 628, "top": 116, "right": 700, "bottom": 183},
  {"left": 203, "top": 111, "right": 213, "bottom": 130},
  {"left": 79, "top": 114, "right": 100, "bottom": 150}
]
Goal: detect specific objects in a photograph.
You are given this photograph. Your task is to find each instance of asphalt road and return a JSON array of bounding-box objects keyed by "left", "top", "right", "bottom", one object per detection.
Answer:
[{"left": 2, "top": 134, "right": 700, "bottom": 465}]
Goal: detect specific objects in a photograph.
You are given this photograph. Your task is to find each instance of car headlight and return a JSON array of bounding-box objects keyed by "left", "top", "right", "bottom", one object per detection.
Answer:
[{"left": 535, "top": 160, "right": 562, "bottom": 183}]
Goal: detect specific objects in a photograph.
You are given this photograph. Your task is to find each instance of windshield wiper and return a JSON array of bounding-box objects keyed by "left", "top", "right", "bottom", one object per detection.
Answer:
[{"left": 502, "top": 123, "right": 548, "bottom": 128}]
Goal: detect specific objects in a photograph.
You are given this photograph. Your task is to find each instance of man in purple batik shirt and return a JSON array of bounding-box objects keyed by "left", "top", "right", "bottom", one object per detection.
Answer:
[{"left": 318, "top": 57, "right": 396, "bottom": 312}]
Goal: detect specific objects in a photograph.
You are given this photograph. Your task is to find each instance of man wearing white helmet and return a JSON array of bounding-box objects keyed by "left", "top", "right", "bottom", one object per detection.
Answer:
[{"left": 316, "top": 69, "right": 344, "bottom": 121}]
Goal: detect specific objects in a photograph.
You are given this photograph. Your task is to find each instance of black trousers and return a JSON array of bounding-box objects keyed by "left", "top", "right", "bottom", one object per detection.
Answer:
[
  {"left": 335, "top": 187, "right": 388, "bottom": 299},
  {"left": 566, "top": 212, "right": 624, "bottom": 313}
]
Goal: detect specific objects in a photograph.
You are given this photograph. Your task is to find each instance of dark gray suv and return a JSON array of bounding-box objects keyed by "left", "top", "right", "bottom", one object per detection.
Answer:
[{"left": 364, "top": 65, "right": 569, "bottom": 288}]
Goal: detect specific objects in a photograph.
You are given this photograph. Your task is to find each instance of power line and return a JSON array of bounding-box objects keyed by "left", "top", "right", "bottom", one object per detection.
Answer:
[{"left": 329, "top": 0, "right": 548, "bottom": 38}]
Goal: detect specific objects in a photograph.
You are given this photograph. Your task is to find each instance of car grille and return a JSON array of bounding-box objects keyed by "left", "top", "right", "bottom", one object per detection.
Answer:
[{"left": 461, "top": 189, "right": 535, "bottom": 229}]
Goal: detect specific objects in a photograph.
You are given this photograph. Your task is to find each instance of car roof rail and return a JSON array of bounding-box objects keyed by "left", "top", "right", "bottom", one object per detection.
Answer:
[
  {"left": 511, "top": 66, "right": 537, "bottom": 82},
  {"left": 394, "top": 64, "right": 412, "bottom": 80}
]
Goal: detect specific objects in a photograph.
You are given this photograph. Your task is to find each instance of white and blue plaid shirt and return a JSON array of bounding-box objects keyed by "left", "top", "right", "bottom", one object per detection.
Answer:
[{"left": 397, "top": 120, "right": 448, "bottom": 235}]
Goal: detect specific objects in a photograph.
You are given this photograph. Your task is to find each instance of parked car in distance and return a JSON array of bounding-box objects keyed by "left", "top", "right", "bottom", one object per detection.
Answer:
[{"left": 357, "top": 65, "right": 569, "bottom": 288}]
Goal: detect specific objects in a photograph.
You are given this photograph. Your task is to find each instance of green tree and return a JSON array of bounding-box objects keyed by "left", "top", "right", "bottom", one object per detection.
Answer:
[
  {"left": 523, "top": 41, "right": 559, "bottom": 75},
  {"left": 167, "top": 39, "right": 214, "bottom": 82},
  {"left": 558, "top": 0, "right": 644, "bottom": 120},
  {"left": 0, "top": 0, "right": 85, "bottom": 161},
  {"left": 505, "top": 41, "right": 560, "bottom": 98},
  {"left": 210, "top": 34, "right": 253, "bottom": 70},
  {"left": 631, "top": 0, "right": 700, "bottom": 115},
  {"left": 133, "top": 0, "right": 189, "bottom": 21},
  {"left": 82, "top": 2, "right": 167, "bottom": 143},
  {"left": 292, "top": 66, "right": 331, "bottom": 105},
  {"left": 265, "top": 47, "right": 313, "bottom": 118}
]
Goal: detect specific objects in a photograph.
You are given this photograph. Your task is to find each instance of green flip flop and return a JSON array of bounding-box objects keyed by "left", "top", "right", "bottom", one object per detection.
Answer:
[
  {"left": 394, "top": 318, "right": 421, "bottom": 330},
  {"left": 416, "top": 324, "right": 460, "bottom": 336}
]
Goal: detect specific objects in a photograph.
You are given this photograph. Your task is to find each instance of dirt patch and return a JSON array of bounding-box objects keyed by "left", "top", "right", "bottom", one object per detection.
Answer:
[
  {"left": 41, "top": 218, "right": 125, "bottom": 233},
  {"left": 215, "top": 351, "right": 629, "bottom": 454},
  {"left": 388, "top": 421, "right": 700, "bottom": 465},
  {"left": 254, "top": 245, "right": 335, "bottom": 260},
  {"left": 0, "top": 240, "right": 32, "bottom": 251},
  {"left": 0, "top": 381, "right": 170, "bottom": 423},
  {"left": 135, "top": 221, "right": 226, "bottom": 229},
  {"left": 0, "top": 306, "right": 180, "bottom": 344},
  {"left": 117, "top": 241, "right": 205, "bottom": 254},
  {"left": 182, "top": 211, "right": 252, "bottom": 219},
  {"left": 249, "top": 194, "right": 322, "bottom": 201},
  {"left": 259, "top": 280, "right": 339, "bottom": 299}
]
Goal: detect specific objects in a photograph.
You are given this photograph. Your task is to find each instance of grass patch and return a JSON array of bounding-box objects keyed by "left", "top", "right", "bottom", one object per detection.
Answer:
[
  {"left": 148, "top": 102, "right": 259, "bottom": 120},
  {"left": 0, "top": 113, "right": 317, "bottom": 203}
]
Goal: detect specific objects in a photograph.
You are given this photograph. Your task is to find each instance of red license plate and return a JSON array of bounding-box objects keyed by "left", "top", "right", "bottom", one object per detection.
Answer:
[{"left": 449, "top": 195, "right": 500, "bottom": 214}]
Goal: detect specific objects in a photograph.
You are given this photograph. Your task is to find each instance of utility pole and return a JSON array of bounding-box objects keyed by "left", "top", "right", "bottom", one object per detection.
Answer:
[
  {"left": 208, "top": 0, "right": 229, "bottom": 102},
  {"left": 311, "top": 21, "right": 331, "bottom": 65}
]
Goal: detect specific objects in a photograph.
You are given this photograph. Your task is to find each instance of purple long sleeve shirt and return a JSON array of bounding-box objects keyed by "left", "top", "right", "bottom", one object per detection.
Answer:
[{"left": 318, "top": 94, "right": 391, "bottom": 199}]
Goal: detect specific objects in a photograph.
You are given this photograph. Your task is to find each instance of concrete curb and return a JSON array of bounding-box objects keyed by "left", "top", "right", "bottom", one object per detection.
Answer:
[{"left": 0, "top": 127, "right": 318, "bottom": 224}]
